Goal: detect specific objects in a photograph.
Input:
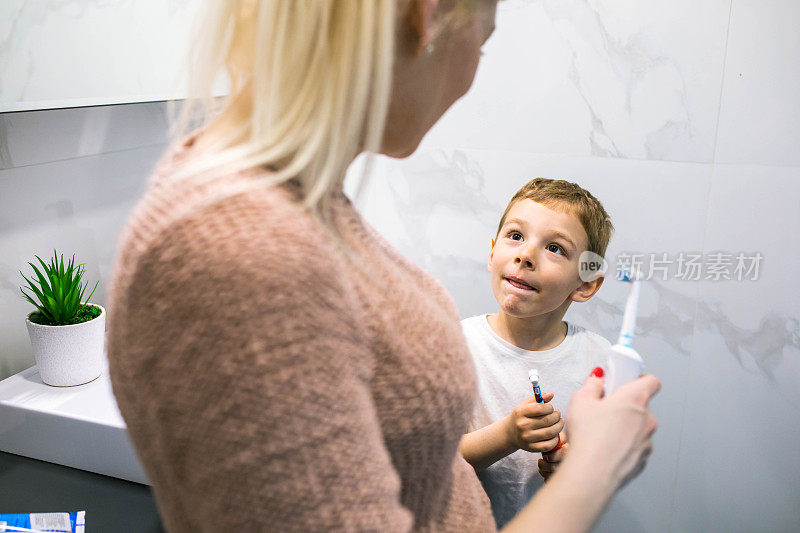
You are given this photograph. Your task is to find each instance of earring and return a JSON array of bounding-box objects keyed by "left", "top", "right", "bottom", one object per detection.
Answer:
[{"left": 425, "top": 42, "right": 435, "bottom": 55}]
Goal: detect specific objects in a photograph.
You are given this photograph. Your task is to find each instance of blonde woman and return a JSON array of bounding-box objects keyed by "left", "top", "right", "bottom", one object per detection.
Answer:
[{"left": 107, "top": 1, "right": 660, "bottom": 531}]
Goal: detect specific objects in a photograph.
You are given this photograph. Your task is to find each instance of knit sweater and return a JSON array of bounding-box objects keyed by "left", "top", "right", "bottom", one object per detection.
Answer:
[{"left": 106, "top": 135, "right": 496, "bottom": 532}]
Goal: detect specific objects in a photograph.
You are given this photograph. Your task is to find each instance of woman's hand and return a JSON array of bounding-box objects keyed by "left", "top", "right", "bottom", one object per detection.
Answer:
[
  {"left": 504, "top": 392, "right": 565, "bottom": 454},
  {"left": 502, "top": 371, "right": 661, "bottom": 533},
  {"left": 566, "top": 370, "right": 661, "bottom": 492}
]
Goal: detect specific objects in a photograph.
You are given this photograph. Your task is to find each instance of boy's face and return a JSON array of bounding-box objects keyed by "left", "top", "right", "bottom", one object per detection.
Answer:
[{"left": 489, "top": 199, "right": 599, "bottom": 320}]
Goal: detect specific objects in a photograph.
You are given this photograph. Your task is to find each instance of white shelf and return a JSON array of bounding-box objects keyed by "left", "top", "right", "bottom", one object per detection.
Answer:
[{"left": 0, "top": 361, "right": 149, "bottom": 485}]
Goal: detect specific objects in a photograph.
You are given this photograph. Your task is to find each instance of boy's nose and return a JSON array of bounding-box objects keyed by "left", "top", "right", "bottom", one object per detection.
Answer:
[{"left": 514, "top": 251, "right": 535, "bottom": 269}]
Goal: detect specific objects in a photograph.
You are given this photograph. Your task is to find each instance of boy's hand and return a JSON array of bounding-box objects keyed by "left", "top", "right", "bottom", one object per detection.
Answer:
[
  {"left": 538, "top": 434, "right": 568, "bottom": 481},
  {"left": 504, "top": 392, "right": 564, "bottom": 454}
]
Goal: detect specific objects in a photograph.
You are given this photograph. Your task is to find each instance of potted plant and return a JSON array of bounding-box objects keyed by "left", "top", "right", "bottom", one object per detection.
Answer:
[{"left": 20, "top": 250, "right": 105, "bottom": 386}]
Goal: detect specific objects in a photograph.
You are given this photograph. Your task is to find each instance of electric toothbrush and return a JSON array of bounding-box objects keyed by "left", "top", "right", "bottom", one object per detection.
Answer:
[{"left": 605, "top": 269, "right": 645, "bottom": 395}]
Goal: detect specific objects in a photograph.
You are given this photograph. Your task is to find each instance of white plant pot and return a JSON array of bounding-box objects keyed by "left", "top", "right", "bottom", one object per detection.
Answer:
[{"left": 25, "top": 304, "right": 106, "bottom": 387}]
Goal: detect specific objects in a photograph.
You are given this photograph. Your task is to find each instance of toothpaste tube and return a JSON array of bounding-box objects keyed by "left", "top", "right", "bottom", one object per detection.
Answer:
[{"left": 0, "top": 511, "right": 84, "bottom": 533}]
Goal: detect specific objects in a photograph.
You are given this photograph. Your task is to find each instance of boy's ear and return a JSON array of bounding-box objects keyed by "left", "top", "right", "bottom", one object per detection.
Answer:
[
  {"left": 487, "top": 237, "right": 496, "bottom": 271},
  {"left": 571, "top": 275, "right": 604, "bottom": 303}
]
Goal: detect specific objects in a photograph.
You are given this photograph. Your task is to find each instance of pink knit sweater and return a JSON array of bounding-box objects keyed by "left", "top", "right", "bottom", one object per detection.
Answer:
[{"left": 107, "top": 135, "right": 495, "bottom": 532}]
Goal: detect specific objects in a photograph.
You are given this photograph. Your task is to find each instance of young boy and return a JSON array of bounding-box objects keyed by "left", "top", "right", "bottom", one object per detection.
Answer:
[{"left": 459, "top": 178, "right": 614, "bottom": 528}]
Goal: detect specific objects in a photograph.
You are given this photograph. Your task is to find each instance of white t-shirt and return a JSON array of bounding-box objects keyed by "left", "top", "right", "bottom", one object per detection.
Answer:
[{"left": 461, "top": 314, "right": 611, "bottom": 528}]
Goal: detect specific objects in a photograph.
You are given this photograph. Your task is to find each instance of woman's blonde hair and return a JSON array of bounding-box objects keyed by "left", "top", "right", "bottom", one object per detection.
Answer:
[{"left": 169, "top": 0, "right": 396, "bottom": 232}]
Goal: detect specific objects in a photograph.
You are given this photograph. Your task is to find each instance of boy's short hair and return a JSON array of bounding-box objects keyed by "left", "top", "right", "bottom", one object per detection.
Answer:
[{"left": 496, "top": 178, "right": 614, "bottom": 258}]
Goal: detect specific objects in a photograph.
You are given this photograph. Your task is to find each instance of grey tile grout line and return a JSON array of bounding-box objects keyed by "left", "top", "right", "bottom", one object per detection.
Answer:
[
  {"left": 417, "top": 145, "right": 800, "bottom": 170},
  {"left": 0, "top": 142, "right": 169, "bottom": 172},
  {"left": 709, "top": 0, "right": 736, "bottom": 169},
  {"left": 11, "top": 143, "right": 796, "bottom": 176},
  {"left": 666, "top": 169, "right": 716, "bottom": 533},
  {"left": 666, "top": 1, "right": 735, "bottom": 530},
  {"left": 424, "top": 144, "right": 719, "bottom": 166},
  {"left": 0, "top": 98, "right": 177, "bottom": 115}
]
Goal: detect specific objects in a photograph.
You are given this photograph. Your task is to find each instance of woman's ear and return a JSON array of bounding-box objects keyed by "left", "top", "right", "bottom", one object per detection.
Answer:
[
  {"left": 408, "top": 0, "right": 441, "bottom": 55},
  {"left": 571, "top": 275, "right": 605, "bottom": 303}
]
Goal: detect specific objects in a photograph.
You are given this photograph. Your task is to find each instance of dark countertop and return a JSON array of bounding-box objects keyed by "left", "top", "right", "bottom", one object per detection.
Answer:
[{"left": 0, "top": 451, "right": 164, "bottom": 532}]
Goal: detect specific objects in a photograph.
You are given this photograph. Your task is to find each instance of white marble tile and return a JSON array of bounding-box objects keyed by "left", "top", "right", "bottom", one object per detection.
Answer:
[
  {"left": 0, "top": 102, "right": 171, "bottom": 169},
  {"left": 421, "top": 0, "right": 730, "bottom": 163},
  {"left": 0, "top": 144, "right": 165, "bottom": 380},
  {"left": 714, "top": 0, "right": 800, "bottom": 166},
  {"left": 672, "top": 164, "right": 800, "bottom": 532},
  {"left": 0, "top": 0, "right": 214, "bottom": 111},
  {"left": 357, "top": 147, "right": 713, "bottom": 531}
]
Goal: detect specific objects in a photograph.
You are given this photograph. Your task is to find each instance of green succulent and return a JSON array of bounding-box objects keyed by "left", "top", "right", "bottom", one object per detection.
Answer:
[{"left": 20, "top": 250, "right": 99, "bottom": 326}]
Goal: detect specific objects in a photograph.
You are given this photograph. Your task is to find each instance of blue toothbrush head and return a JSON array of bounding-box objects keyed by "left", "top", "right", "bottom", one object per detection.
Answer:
[{"left": 617, "top": 267, "right": 642, "bottom": 282}]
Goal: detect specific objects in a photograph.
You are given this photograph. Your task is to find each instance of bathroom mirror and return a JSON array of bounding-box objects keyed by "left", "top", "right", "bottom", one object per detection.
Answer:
[{"left": 0, "top": 0, "right": 225, "bottom": 112}]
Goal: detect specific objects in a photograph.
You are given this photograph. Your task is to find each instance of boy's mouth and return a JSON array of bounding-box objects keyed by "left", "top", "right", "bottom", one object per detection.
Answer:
[{"left": 504, "top": 276, "right": 538, "bottom": 291}]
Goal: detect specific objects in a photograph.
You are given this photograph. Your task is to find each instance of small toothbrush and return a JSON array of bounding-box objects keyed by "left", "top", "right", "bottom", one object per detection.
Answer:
[
  {"left": 528, "top": 369, "right": 544, "bottom": 403},
  {"left": 529, "top": 368, "right": 565, "bottom": 452},
  {"left": 605, "top": 268, "right": 645, "bottom": 395}
]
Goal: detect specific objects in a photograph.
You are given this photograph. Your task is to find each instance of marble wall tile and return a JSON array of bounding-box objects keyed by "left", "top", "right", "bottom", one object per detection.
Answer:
[
  {"left": 356, "top": 147, "right": 713, "bottom": 531},
  {"left": 421, "top": 0, "right": 731, "bottom": 163},
  {"left": 0, "top": 0, "right": 205, "bottom": 111},
  {"left": 0, "top": 101, "right": 170, "bottom": 169},
  {"left": 714, "top": 0, "right": 800, "bottom": 166},
  {"left": 0, "top": 143, "right": 165, "bottom": 379},
  {"left": 672, "top": 164, "right": 800, "bottom": 532}
]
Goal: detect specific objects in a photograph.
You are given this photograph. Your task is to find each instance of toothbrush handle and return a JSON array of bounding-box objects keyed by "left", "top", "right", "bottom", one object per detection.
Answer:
[{"left": 605, "top": 344, "right": 644, "bottom": 395}]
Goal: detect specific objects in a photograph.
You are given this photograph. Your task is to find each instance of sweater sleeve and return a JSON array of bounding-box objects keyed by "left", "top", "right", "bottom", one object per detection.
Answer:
[{"left": 109, "top": 210, "right": 414, "bottom": 532}]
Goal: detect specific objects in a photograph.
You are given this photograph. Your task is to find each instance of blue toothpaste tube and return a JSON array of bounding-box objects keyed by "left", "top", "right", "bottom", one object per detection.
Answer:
[{"left": 0, "top": 511, "right": 84, "bottom": 533}]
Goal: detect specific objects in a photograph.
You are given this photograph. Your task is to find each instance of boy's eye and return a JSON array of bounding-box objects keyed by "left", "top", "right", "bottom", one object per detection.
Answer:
[
  {"left": 508, "top": 231, "right": 522, "bottom": 241},
  {"left": 547, "top": 243, "right": 565, "bottom": 255}
]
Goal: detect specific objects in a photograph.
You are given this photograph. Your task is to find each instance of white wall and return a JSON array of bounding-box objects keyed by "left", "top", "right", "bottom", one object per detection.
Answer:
[
  {"left": 0, "top": 0, "right": 798, "bottom": 531},
  {"left": 354, "top": 0, "right": 800, "bottom": 531}
]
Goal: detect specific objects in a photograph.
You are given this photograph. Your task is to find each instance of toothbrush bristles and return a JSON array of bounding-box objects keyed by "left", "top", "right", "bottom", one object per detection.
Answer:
[{"left": 617, "top": 267, "right": 642, "bottom": 282}]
